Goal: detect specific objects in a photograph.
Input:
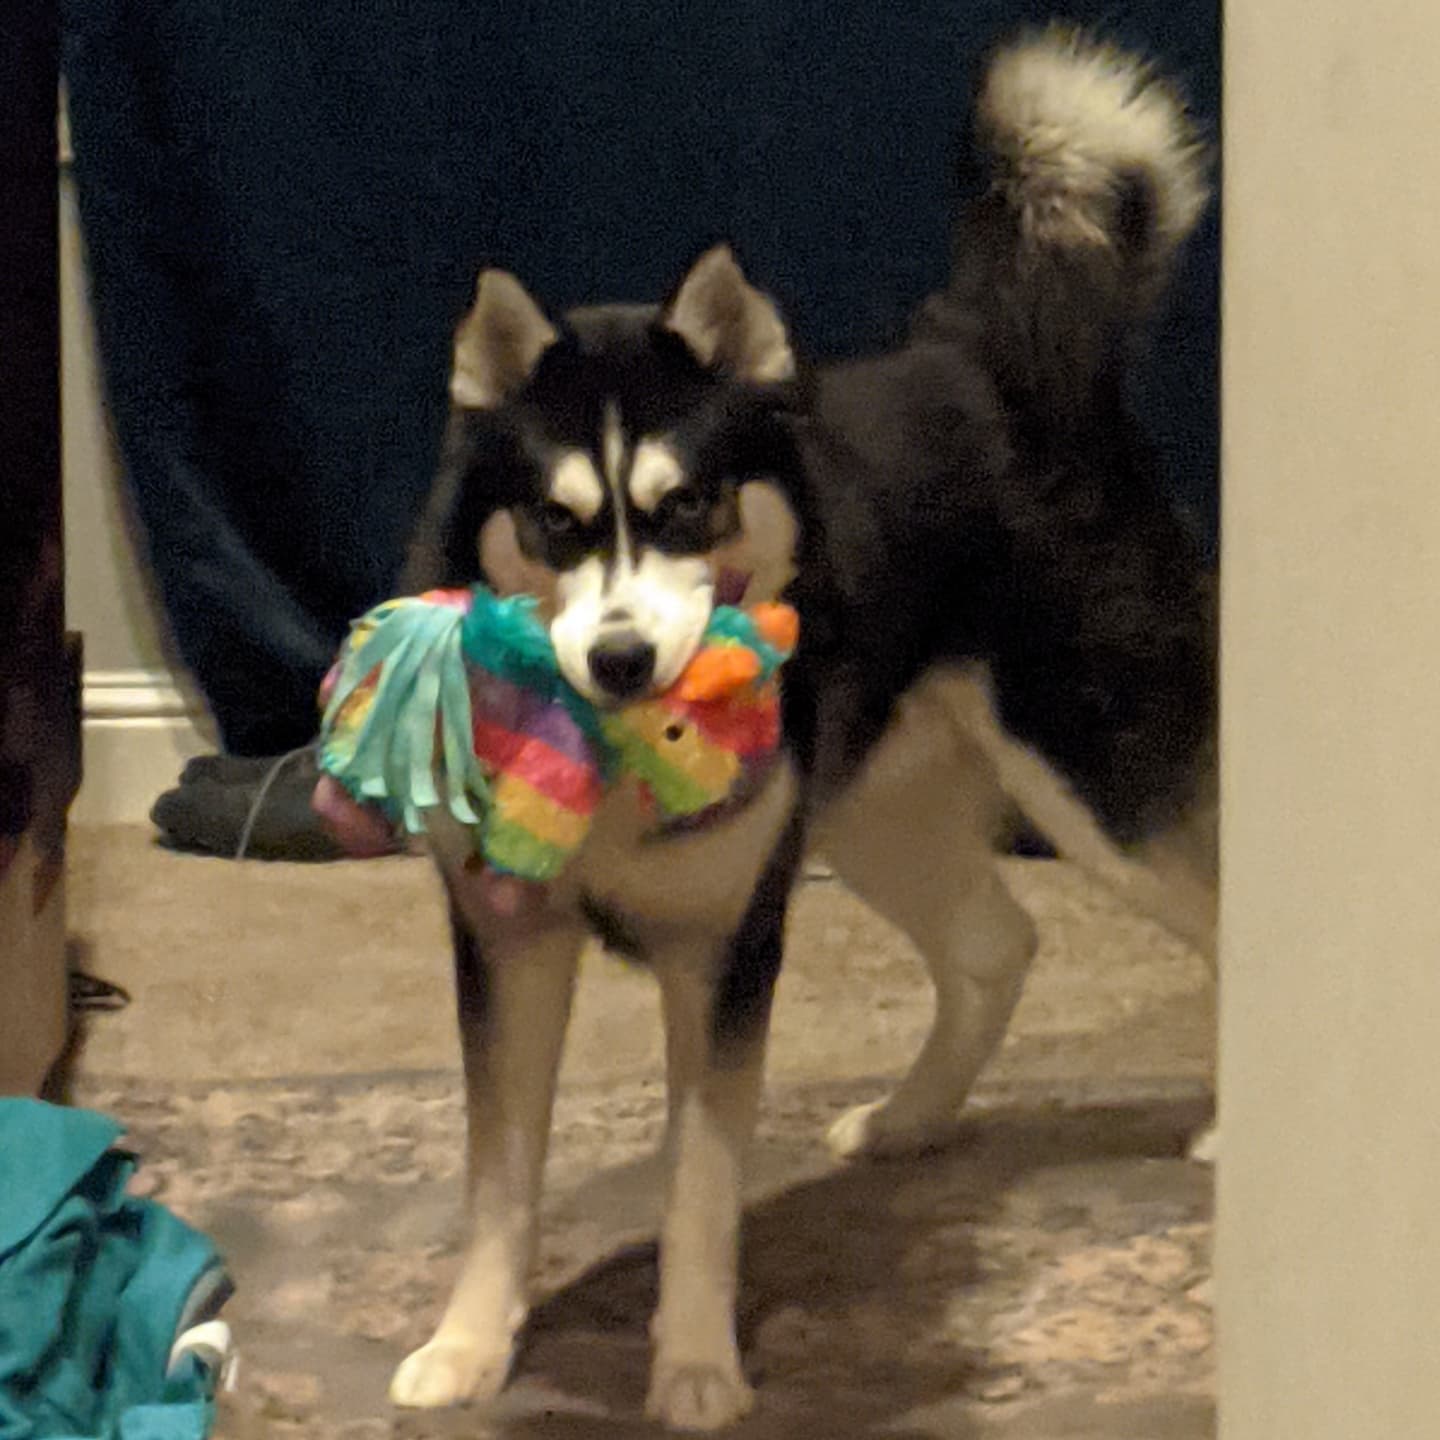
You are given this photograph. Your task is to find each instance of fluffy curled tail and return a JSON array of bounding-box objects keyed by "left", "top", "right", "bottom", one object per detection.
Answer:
[{"left": 933, "top": 27, "right": 1210, "bottom": 422}]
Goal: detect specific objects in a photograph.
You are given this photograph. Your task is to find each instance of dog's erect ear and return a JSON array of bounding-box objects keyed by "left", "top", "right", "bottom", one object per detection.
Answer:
[
  {"left": 451, "top": 270, "right": 558, "bottom": 409},
  {"left": 662, "top": 245, "right": 796, "bottom": 384}
]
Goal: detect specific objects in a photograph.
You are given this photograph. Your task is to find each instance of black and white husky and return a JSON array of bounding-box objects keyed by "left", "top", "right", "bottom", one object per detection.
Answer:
[{"left": 391, "top": 28, "right": 1216, "bottom": 1431}]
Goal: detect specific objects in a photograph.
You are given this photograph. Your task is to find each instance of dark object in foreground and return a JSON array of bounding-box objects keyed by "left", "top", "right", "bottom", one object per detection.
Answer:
[{"left": 150, "top": 748, "right": 352, "bottom": 862}]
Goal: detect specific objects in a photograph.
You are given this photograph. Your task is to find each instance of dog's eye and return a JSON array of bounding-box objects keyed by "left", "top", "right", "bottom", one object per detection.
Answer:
[{"left": 538, "top": 503, "right": 579, "bottom": 536}]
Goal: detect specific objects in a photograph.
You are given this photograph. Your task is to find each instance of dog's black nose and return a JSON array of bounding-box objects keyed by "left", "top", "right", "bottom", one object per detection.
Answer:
[{"left": 588, "top": 634, "right": 657, "bottom": 699}]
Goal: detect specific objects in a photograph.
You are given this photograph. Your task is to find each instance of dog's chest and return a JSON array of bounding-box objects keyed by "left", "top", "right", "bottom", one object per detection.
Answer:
[
  {"left": 569, "top": 765, "right": 796, "bottom": 937},
  {"left": 431, "top": 761, "right": 796, "bottom": 945}
]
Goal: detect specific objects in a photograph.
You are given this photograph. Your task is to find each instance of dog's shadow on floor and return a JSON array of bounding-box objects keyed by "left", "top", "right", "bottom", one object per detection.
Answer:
[{"left": 400, "top": 1093, "right": 1212, "bottom": 1440}]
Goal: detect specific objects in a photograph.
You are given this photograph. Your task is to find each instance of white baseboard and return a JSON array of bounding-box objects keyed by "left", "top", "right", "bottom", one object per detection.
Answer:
[{"left": 74, "top": 670, "right": 218, "bottom": 826}]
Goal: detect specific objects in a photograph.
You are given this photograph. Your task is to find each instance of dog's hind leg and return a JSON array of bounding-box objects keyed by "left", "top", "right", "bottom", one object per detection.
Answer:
[
  {"left": 390, "top": 901, "right": 583, "bottom": 1409},
  {"left": 816, "top": 675, "right": 1038, "bottom": 1161}
]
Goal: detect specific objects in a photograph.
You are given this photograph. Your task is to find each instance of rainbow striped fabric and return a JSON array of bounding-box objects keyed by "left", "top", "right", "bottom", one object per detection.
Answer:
[{"left": 317, "top": 586, "right": 796, "bottom": 882}]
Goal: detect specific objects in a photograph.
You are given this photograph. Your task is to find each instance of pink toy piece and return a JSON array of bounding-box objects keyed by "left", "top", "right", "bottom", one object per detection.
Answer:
[{"left": 311, "top": 775, "right": 400, "bottom": 859}]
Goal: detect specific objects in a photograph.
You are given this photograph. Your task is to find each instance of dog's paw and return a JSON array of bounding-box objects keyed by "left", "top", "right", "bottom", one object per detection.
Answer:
[
  {"left": 1187, "top": 1122, "right": 1220, "bottom": 1165},
  {"left": 389, "top": 1337, "right": 511, "bottom": 1409},
  {"left": 646, "top": 1359, "right": 755, "bottom": 1432},
  {"left": 826, "top": 1098, "right": 961, "bottom": 1162}
]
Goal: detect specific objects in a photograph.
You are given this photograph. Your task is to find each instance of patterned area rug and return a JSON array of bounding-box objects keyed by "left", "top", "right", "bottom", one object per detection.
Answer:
[{"left": 75, "top": 1071, "right": 1214, "bottom": 1439}]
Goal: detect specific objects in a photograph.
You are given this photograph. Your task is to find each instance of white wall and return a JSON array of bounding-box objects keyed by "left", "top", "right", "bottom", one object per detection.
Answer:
[
  {"left": 59, "top": 101, "right": 215, "bottom": 824},
  {"left": 1218, "top": 1, "right": 1440, "bottom": 1434}
]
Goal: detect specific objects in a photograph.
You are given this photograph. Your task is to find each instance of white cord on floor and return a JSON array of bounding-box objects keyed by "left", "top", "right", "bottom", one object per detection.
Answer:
[{"left": 233, "top": 745, "right": 315, "bottom": 861}]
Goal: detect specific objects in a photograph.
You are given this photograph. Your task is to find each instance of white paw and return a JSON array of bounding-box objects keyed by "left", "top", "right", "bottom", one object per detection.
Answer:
[
  {"left": 826, "top": 1098, "right": 960, "bottom": 1162},
  {"left": 389, "top": 1337, "right": 512, "bottom": 1409},
  {"left": 646, "top": 1359, "right": 755, "bottom": 1432},
  {"left": 1188, "top": 1122, "right": 1220, "bottom": 1165}
]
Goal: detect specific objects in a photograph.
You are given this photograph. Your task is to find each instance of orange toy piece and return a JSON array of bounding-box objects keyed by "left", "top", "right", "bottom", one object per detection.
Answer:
[{"left": 674, "top": 644, "right": 763, "bottom": 703}]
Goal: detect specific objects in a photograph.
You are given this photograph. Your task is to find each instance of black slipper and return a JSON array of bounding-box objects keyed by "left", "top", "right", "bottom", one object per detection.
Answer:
[
  {"left": 150, "top": 748, "right": 353, "bottom": 861},
  {"left": 178, "top": 752, "right": 290, "bottom": 787}
]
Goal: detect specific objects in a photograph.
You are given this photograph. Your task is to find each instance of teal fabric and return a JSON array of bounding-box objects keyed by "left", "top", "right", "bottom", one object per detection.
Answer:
[{"left": 0, "top": 1101, "right": 229, "bottom": 1440}]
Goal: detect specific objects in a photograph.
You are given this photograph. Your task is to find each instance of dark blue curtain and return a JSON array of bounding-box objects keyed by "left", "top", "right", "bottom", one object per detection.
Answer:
[{"left": 63, "top": 0, "right": 1218, "bottom": 754}]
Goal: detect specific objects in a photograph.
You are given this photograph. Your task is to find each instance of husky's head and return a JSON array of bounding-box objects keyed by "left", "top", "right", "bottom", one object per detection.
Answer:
[{"left": 412, "top": 247, "right": 802, "bottom": 705}]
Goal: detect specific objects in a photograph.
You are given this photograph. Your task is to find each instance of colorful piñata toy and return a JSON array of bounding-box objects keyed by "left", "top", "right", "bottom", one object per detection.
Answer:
[{"left": 314, "top": 586, "right": 797, "bottom": 881}]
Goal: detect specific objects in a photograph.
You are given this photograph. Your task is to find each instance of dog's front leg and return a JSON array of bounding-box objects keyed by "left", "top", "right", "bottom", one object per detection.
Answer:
[
  {"left": 647, "top": 956, "right": 766, "bottom": 1431},
  {"left": 391, "top": 901, "right": 583, "bottom": 1410},
  {"left": 645, "top": 842, "right": 795, "bottom": 1432}
]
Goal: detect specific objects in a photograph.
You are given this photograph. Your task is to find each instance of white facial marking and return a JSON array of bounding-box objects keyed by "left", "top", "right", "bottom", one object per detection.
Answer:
[
  {"left": 616, "top": 549, "right": 714, "bottom": 691},
  {"left": 550, "top": 548, "right": 714, "bottom": 704},
  {"left": 600, "top": 403, "right": 633, "bottom": 569},
  {"left": 547, "top": 403, "right": 714, "bottom": 702},
  {"left": 547, "top": 451, "right": 605, "bottom": 523},
  {"left": 628, "top": 439, "right": 686, "bottom": 513},
  {"left": 601, "top": 404, "right": 625, "bottom": 490},
  {"left": 551, "top": 558, "right": 606, "bottom": 702}
]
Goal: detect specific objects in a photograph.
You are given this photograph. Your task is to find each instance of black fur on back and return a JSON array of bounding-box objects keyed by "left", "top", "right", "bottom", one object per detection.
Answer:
[
  {"left": 784, "top": 330, "right": 1214, "bottom": 845},
  {"left": 778, "top": 180, "right": 1213, "bottom": 842}
]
